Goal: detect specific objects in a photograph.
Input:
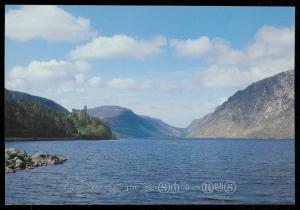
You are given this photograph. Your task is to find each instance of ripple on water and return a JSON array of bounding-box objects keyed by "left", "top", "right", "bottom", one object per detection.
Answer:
[{"left": 5, "top": 138, "right": 295, "bottom": 204}]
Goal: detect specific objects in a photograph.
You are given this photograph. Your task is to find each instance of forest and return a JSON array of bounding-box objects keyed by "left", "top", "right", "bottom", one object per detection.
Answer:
[{"left": 5, "top": 94, "right": 115, "bottom": 140}]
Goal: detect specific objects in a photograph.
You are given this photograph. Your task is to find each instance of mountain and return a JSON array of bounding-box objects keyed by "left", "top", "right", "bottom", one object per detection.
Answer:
[
  {"left": 5, "top": 90, "right": 114, "bottom": 140},
  {"left": 87, "top": 106, "right": 184, "bottom": 138},
  {"left": 5, "top": 89, "right": 69, "bottom": 113},
  {"left": 5, "top": 92, "right": 75, "bottom": 138},
  {"left": 186, "top": 70, "right": 294, "bottom": 139}
]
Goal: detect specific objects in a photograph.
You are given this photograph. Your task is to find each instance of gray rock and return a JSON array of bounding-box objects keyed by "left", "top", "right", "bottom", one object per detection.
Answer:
[
  {"left": 30, "top": 152, "right": 48, "bottom": 164},
  {"left": 30, "top": 152, "right": 49, "bottom": 159},
  {"left": 5, "top": 167, "right": 15, "bottom": 173},
  {"left": 5, "top": 148, "right": 67, "bottom": 173},
  {"left": 5, "top": 148, "right": 23, "bottom": 159},
  {"left": 15, "top": 159, "right": 26, "bottom": 169},
  {"left": 7, "top": 159, "right": 16, "bottom": 168},
  {"left": 33, "top": 162, "right": 40, "bottom": 167},
  {"left": 12, "top": 157, "right": 19, "bottom": 161},
  {"left": 17, "top": 152, "right": 27, "bottom": 160},
  {"left": 49, "top": 155, "right": 66, "bottom": 164}
]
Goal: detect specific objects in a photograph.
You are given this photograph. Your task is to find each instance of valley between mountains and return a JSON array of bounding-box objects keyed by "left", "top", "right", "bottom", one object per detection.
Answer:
[{"left": 5, "top": 70, "right": 294, "bottom": 140}]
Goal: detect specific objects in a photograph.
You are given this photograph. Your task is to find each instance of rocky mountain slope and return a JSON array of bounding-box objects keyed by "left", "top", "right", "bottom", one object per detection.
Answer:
[
  {"left": 88, "top": 106, "right": 184, "bottom": 138},
  {"left": 186, "top": 70, "right": 294, "bottom": 139}
]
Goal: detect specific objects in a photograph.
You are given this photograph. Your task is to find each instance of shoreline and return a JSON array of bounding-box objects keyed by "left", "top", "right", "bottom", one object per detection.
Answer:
[
  {"left": 5, "top": 137, "right": 293, "bottom": 142},
  {"left": 5, "top": 137, "right": 76, "bottom": 142},
  {"left": 5, "top": 137, "right": 116, "bottom": 142}
]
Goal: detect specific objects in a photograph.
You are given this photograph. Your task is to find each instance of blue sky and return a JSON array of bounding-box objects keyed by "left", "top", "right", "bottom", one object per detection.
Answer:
[{"left": 5, "top": 6, "right": 295, "bottom": 127}]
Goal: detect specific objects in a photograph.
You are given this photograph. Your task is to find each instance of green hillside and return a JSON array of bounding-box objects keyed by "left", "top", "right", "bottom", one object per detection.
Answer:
[{"left": 5, "top": 90, "right": 114, "bottom": 140}]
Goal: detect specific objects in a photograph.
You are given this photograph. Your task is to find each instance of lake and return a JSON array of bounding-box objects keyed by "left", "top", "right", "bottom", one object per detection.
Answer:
[{"left": 5, "top": 138, "right": 294, "bottom": 204}]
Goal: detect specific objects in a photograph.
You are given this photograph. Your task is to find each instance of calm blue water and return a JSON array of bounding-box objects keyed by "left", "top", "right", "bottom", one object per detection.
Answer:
[{"left": 5, "top": 138, "right": 294, "bottom": 204}]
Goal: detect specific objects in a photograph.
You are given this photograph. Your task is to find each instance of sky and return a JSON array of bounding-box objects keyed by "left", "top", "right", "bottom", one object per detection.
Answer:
[{"left": 5, "top": 6, "right": 295, "bottom": 127}]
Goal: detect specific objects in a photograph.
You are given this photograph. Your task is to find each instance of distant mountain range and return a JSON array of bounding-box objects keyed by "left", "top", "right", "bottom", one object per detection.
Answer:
[
  {"left": 5, "top": 89, "right": 69, "bottom": 114},
  {"left": 186, "top": 70, "right": 294, "bottom": 139},
  {"left": 87, "top": 106, "right": 184, "bottom": 138},
  {"left": 5, "top": 70, "right": 294, "bottom": 139}
]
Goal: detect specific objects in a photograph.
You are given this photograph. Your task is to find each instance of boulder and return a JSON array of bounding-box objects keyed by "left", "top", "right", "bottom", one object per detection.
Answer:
[
  {"left": 48, "top": 155, "right": 66, "bottom": 164},
  {"left": 7, "top": 159, "right": 16, "bottom": 168},
  {"left": 17, "top": 152, "right": 27, "bottom": 160},
  {"left": 5, "top": 148, "right": 23, "bottom": 159},
  {"left": 5, "top": 148, "right": 67, "bottom": 173},
  {"left": 15, "top": 159, "right": 26, "bottom": 169},
  {"left": 30, "top": 152, "right": 49, "bottom": 164},
  {"left": 33, "top": 162, "right": 40, "bottom": 167},
  {"left": 5, "top": 167, "right": 15, "bottom": 173}
]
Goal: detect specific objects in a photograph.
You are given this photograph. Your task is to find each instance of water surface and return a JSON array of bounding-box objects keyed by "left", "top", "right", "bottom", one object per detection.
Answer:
[{"left": 5, "top": 138, "right": 294, "bottom": 204}]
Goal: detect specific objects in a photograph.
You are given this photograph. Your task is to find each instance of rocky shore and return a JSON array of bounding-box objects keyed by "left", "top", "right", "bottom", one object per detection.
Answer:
[{"left": 5, "top": 148, "right": 67, "bottom": 173}]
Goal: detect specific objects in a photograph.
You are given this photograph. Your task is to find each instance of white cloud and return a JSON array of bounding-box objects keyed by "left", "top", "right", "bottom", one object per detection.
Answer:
[
  {"left": 73, "top": 60, "right": 91, "bottom": 72},
  {"left": 9, "top": 59, "right": 90, "bottom": 82},
  {"left": 172, "top": 26, "right": 294, "bottom": 88},
  {"left": 5, "top": 5, "right": 96, "bottom": 42},
  {"left": 75, "top": 74, "right": 85, "bottom": 84},
  {"left": 107, "top": 78, "right": 152, "bottom": 90},
  {"left": 170, "top": 36, "right": 212, "bottom": 57},
  {"left": 196, "top": 65, "right": 253, "bottom": 88},
  {"left": 88, "top": 77, "right": 101, "bottom": 87},
  {"left": 6, "top": 59, "right": 102, "bottom": 93},
  {"left": 159, "top": 82, "right": 178, "bottom": 91},
  {"left": 69, "top": 35, "right": 167, "bottom": 60},
  {"left": 170, "top": 36, "right": 243, "bottom": 65},
  {"left": 246, "top": 26, "right": 294, "bottom": 60}
]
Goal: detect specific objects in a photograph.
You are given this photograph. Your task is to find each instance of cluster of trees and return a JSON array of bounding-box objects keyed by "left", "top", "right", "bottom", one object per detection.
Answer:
[
  {"left": 5, "top": 95, "right": 114, "bottom": 140},
  {"left": 69, "top": 108, "right": 114, "bottom": 139}
]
